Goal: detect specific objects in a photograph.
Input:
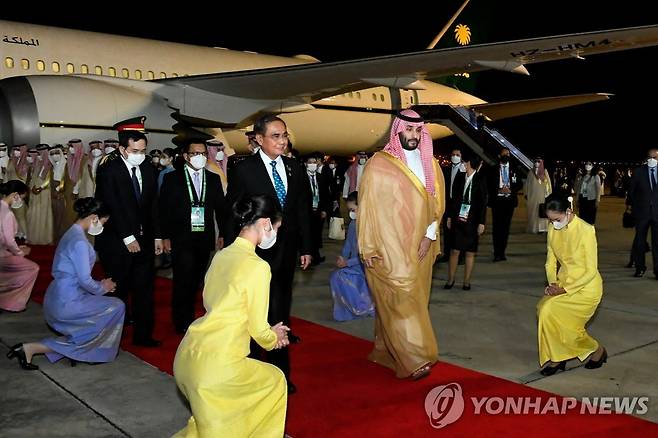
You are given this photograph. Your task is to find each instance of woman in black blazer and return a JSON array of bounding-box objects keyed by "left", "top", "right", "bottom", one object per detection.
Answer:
[{"left": 445, "top": 152, "right": 488, "bottom": 290}]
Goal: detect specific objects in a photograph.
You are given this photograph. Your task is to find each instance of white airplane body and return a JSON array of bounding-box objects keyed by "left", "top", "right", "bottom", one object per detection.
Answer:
[{"left": 1, "top": 19, "right": 657, "bottom": 154}]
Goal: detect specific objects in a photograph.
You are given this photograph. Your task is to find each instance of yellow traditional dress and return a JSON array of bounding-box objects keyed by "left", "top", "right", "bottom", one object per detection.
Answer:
[
  {"left": 358, "top": 151, "right": 445, "bottom": 378},
  {"left": 537, "top": 215, "right": 603, "bottom": 365},
  {"left": 173, "top": 237, "right": 287, "bottom": 438}
]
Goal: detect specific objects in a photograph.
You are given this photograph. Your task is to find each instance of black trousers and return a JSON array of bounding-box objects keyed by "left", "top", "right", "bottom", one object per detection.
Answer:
[
  {"left": 578, "top": 196, "right": 598, "bottom": 225},
  {"left": 632, "top": 216, "right": 658, "bottom": 274},
  {"left": 98, "top": 237, "right": 155, "bottom": 341},
  {"left": 250, "top": 243, "right": 297, "bottom": 379},
  {"left": 171, "top": 241, "right": 212, "bottom": 331},
  {"left": 491, "top": 198, "right": 516, "bottom": 258},
  {"left": 310, "top": 210, "right": 325, "bottom": 260}
]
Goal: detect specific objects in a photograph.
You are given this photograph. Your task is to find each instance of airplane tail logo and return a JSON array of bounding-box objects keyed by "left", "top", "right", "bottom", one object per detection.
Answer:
[{"left": 454, "top": 24, "right": 472, "bottom": 45}]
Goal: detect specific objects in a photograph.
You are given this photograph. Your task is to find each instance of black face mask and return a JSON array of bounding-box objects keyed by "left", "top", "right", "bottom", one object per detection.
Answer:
[{"left": 500, "top": 156, "right": 510, "bottom": 164}]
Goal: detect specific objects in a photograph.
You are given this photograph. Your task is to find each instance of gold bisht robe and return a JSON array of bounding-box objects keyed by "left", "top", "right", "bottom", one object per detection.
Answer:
[
  {"left": 357, "top": 151, "right": 445, "bottom": 378},
  {"left": 26, "top": 166, "right": 54, "bottom": 245}
]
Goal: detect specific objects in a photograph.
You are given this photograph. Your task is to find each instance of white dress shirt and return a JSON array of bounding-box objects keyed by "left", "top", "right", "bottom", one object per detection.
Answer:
[
  {"left": 185, "top": 164, "right": 205, "bottom": 199},
  {"left": 342, "top": 164, "right": 365, "bottom": 198},
  {"left": 120, "top": 156, "right": 151, "bottom": 246},
  {"left": 402, "top": 148, "right": 438, "bottom": 241},
  {"left": 259, "top": 149, "right": 288, "bottom": 192}
]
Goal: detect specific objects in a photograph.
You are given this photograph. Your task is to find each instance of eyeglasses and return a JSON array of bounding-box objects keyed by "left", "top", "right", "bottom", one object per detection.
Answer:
[
  {"left": 266, "top": 133, "right": 290, "bottom": 141},
  {"left": 187, "top": 152, "right": 208, "bottom": 157}
]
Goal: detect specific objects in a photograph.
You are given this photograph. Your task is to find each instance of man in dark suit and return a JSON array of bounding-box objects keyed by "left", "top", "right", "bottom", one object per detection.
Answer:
[
  {"left": 94, "top": 116, "right": 163, "bottom": 347},
  {"left": 225, "top": 115, "right": 312, "bottom": 394},
  {"left": 439, "top": 147, "right": 465, "bottom": 262},
  {"left": 304, "top": 153, "right": 331, "bottom": 264},
  {"left": 487, "top": 147, "right": 523, "bottom": 262},
  {"left": 160, "top": 139, "right": 227, "bottom": 333},
  {"left": 627, "top": 147, "right": 658, "bottom": 278},
  {"left": 321, "top": 156, "right": 344, "bottom": 217}
]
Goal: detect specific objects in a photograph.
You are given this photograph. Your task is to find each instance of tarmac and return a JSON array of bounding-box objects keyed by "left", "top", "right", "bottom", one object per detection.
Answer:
[{"left": 1, "top": 195, "right": 656, "bottom": 437}]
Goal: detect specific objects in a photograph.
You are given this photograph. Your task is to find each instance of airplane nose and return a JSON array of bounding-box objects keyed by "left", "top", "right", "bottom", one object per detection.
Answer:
[{"left": 0, "top": 77, "right": 40, "bottom": 147}]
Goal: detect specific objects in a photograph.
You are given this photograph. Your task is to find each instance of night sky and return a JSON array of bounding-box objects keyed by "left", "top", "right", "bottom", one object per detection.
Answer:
[{"left": 2, "top": 2, "right": 658, "bottom": 162}]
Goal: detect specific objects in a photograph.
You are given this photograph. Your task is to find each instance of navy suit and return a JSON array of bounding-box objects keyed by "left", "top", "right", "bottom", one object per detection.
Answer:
[{"left": 627, "top": 165, "right": 658, "bottom": 274}]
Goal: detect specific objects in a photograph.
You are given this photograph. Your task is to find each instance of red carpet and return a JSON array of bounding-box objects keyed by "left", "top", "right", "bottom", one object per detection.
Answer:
[{"left": 27, "top": 245, "right": 658, "bottom": 437}]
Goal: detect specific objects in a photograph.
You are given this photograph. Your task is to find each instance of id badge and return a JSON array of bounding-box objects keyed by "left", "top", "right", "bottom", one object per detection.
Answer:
[
  {"left": 458, "top": 203, "right": 471, "bottom": 222},
  {"left": 191, "top": 206, "right": 205, "bottom": 232}
]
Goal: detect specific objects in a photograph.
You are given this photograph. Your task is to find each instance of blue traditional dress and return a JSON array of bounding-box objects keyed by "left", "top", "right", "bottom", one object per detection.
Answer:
[
  {"left": 329, "top": 220, "right": 375, "bottom": 321},
  {"left": 42, "top": 224, "right": 125, "bottom": 363}
]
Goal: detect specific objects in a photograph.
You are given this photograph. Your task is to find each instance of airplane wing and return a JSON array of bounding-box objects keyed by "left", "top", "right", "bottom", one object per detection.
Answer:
[
  {"left": 471, "top": 93, "right": 613, "bottom": 121},
  {"left": 159, "top": 25, "right": 658, "bottom": 103}
]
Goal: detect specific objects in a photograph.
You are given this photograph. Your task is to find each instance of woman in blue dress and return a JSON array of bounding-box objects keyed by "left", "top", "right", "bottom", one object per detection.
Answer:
[
  {"left": 330, "top": 191, "right": 375, "bottom": 321},
  {"left": 6, "top": 198, "right": 122, "bottom": 370}
]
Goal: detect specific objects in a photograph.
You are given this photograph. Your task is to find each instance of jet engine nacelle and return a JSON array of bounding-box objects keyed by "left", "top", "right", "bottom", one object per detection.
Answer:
[{"left": 0, "top": 75, "right": 176, "bottom": 147}]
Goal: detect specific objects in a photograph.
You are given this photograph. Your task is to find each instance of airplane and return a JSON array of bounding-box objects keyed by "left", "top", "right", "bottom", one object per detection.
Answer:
[{"left": 1, "top": 17, "right": 658, "bottom": 157}]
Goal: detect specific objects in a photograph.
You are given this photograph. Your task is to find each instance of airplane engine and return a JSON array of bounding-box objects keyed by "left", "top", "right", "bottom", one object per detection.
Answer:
[{"left": 0, "top": 75, "right": 175, "bottom": 147}]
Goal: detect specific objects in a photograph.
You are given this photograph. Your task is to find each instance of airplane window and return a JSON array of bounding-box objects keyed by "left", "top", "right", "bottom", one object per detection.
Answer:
[
  {"left": 380, "top": 94, "right": 385, "bottom": 102},
  {"left": 52, "top": 62, "right": 60, "bottom": 73},
  {"left": 4, "top": 57, "right": 14, "bottom": 69},
  {"left": 95, "top": 66, "right": 103, "bottom": 75},
  {"left": 122, "top": 68, "right": 129, "bottom": 78},
  {"left": 135, "top": 70, "right": 142, "bottom": 80},
  {"left": 172, "top": 73, "right": 179, "bottom": 78},
  {"left": 411, "top": 96, "right": 415, "bottom": 103},
  {"left": 372, "top": 93, "right": 377, "bottom": 101},
  {"left": 147, "top": 71, "right": 155, "bottom": 80},
  {"left": 109, "top": 67, "right": 116, "bottom": 77},
  {"left": 21, "top": 59, "right": 29, "bottom": 70},
  {"left": 160, "top": 72, "right": 167, "bottom": 79},
  {"left": 349, "top": 92, "right": 354, "bottom": 98},
  {"left": 356, "top": 92, "right": 361, "bottom": 99},
  {"left": 37, "top": 60, "right": 45, "bottom": 71},
  {"left": 67, "top": 63, "right": 74, "bottom": 74},
  {"left": 81, "top": 64, "right": 89, "bottom": 74}
]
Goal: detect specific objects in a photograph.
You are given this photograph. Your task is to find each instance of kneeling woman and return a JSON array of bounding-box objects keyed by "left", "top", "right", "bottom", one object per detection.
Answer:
[
  {"left": 7, "top": 198, "right": 121, "bottom": 369},
  {"left": 538, "top": 193, "right": 607, "bottom": 376},
  {"left": 173, "top": 194, "right": 290, "bottom": 438}
]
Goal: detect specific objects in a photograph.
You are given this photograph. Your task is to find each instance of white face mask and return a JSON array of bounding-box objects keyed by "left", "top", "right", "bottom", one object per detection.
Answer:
[
  {"left": 91, "top": 149, "right": 103, "bottom": 157},
  {"left": 190, "top": 155, "right": 207, "bottom": 170},
  {"left": 11, "top": 196, "right": 23, "bottom": 209},
  {"left": 0, "top": 150, "right": 7, "bottom": 158},
  {"left": 216, "top": 151, "right": 225, "bottom": 161},
  {"left": 551, "top": 211, "right": 570, "bottom": 230},
  {"left": 349, "top": 211, "right": 357, "bottom": 220},
  {"left": 358, "top": 158, "right": 366, "bottom": 165},
  {"left": 88, "top": 218, "right": 104, "bottom": 236},
  {"left": 26, "top": 156, "right": 34, "bottom": 164},
  {"left": 647, "top": 158, "right": 658, "bottom": 168},
  {"left": 69, "top": 147, "right": 76, "bottom": 155},
  {"left": 13, "top": 150, "right": 21, "bottom": 158},
  {"left": 585, "top": 164, "right": 593, "bottom": 171},
  {"left": 258, "top": 221, "right": 277, "bottom": 250},
  {"left": 151, "top": 157, "right": 160, "bottom": 164},
  {"left": 126, "top": 152, "right": 145, "bottom": 167},
  {"left": 51, "top": 154, "right": 62, "bottom": 163},
  {"left": 307, "top": 163, "right": 318, "bottom": 173},
  {"left": 104, "top": 147, "right": 115, "bottom": 154},
  {"left": 329, "top": 163, "right": 336, "bottom": 170},
  {"left": 159, "top": 158, "right": 170, "bottom": 166}
]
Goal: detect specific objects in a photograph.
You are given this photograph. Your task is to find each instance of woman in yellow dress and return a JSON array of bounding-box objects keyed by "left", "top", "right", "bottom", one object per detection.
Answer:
[
  {"left": 537, "top": 193, "right": 607, "bottom": 376},
  {"left": 173, "top": 194, "right": 290, "bottom": 437}
]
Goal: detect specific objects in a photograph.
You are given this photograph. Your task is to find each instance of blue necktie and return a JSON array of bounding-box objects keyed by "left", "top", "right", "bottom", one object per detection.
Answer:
[
  {"left": 651, "top": 167, "right": 657, "bottom": 191},
  {"left": 270, "top": 161, "right": 286, "bottom": 207},
  {"left": 131, "top": 167, "right": 141, "bottom": 202}
]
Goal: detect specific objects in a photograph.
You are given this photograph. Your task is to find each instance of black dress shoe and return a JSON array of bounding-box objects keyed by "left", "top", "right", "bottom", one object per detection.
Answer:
[
  {"left": 462, "top": 283, "right": 471, "bottom": 291},
  {"left": 633, "top": 268, "right": 646, "bottom": 278},
  {"left": 539, "top": 361, "right": 566, "bottom": 376},
  {"left": 6, "top": 343, "right": 39, "bottom": 370},
  {"left": 443, "top": 281, "right": 455, "bottom": 290},
  {"left": 133, "top": 338, "right": 162, "bottom": 348},
  {"left": 288, "top": 332, "right": 301, "bottom": 344},
  {"left": 584, "top": 348, "right": 608, "bottom": 369},
  {"left": 287, "top": 382, "right": 297, "bottom": 394},
  {"left": 493, "top": 255, "right": 507, "bottom": 262}
]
